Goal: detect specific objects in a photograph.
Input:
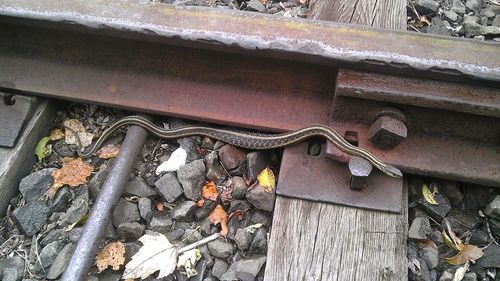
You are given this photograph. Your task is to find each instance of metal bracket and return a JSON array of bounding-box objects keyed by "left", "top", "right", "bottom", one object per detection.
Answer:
[
  {"left": 277, "top": 143, "right": 403, "bottom": 213},
  {"left": 0, "top": 92, "right": 38, "bottom": 147}
]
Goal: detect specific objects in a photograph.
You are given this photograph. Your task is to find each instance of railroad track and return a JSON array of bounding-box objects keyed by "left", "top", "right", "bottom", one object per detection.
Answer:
[{"left": 0, "top": 0, "right": 499, "bottom": 280}]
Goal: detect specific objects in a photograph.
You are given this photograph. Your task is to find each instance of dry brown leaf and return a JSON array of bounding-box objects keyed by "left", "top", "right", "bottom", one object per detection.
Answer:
[
  {"left": 228, "top": 210, "right": 245, "bottom": 221},
  {"left": 259, "top": 0, "right": 268, "bottom": 4},
  {"left": 196, "top": 199, "right": 205, "bottom": 207},
  {"left": 50, "top": 128, "right": 65, "bottom": 141},
  {"left": 96, "top": 241, "right": 126, "bottom": 272},
  {"left": 156, "top": 202, "right": 167, "bottom": 212},
  {"left": 96, "top": 144, "right": 121, "bottom": 159},
  {"left": 63, "top": 119, "right": 94, "bottom": 148},
  {"left": 48, "top": 158, "right": 93, "bottom": 198},
  {"left": 445, "top": 219, "right": 464, "bottom": 250},
  {"left": 208, "top": 205, "right": 228, "bottom": 237},
  {"left": 298, "top": 0, "right": 308, "bottom": 4},
  {"left": 446, "top": 244, "right": 484, "bottom": 265},
  {"left": 202, "top": 181, "right": 218, "bottom": 201},
  {"left": 414, "top": 15, "right": 432, "bottom": 28}
]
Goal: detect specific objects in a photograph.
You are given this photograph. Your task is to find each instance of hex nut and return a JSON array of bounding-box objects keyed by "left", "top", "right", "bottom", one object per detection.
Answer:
[
  {"left": 368, "top": 116, "right": 407, "bottom": 150},
  {"left": 348, "top": 156, "right": 372, "bottom": 191}
]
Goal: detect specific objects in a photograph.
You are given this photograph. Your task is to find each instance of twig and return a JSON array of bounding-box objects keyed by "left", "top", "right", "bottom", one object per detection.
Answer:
[
  {"left": 179, "top": 233, "right": 219, "bottom": 254},
  {"left": 485, "top": 219, "right": 499, "bottom": 245}
]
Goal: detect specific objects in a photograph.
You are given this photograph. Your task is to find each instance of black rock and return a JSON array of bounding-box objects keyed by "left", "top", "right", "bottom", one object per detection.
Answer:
[
  {"left": 412, "top": 181, "right": 451, "bottom": 220},
  {"left": 178, "top": 136, "right": 202, "bottom": 163},
  {"left": 12, "top": 201, "right": 51, "bottom": 236},
  {"left": 212, "top": 258, "right": 229, "bottom": 280},
  {"left": 219, "top": 255, "right": 266, "bottom": 281},
  {"left": 250, "top": 210, "right": 272, "bottom": 228},
  {"left": 207, "top": 239, "right": 234, "bottom": 259},
  {"left": 149, "top": 213, "right": 173, "bottom": 235},
  {"left": 476, "top": 244, "right": 500, "bottom": 268},
  {"left": 155, "top": 173, "right": 183, "bottom": 203},
  {"left": 124, "top": 177, "right": 157, "bottom": 198},
  {"left": 234, "top": 228, "right": 253, "bottom": 251},
  {"left": 181, "top": 229, "right": 204, "bottom": 245},
  {"left": 464, "top": 184, "right": 499, "bottom": 214},
  {"left": 201, "top": 137, "right": 215, "bottom": 150},
  {"left": 218, "top": 145, "right": 247, "bottom": 171},
  {"left": 111, "top": 198, "right": 140, "bottom": 227},
  {"left": 32, "top": 240, "right": 66, "bottom": 273},
  {"left": 47, "top": 243, "right": 75, "bottom": 279},
  {"left": 198, "top": 218, "right": 213, "bottom": 237},
  {"left": 199, "top": 244, "right": 214, "bottom": 268},
  {"left": 248, "top": 228, "right": 267, "bottom": 255},
  {"left": 415, "top": 0, "right": 439, "bottom": 15},
  {"left": 53, "top": 140, "right": 78, "bottom": 157},
  {"left": 124, "top": 242, "right": 141, "bottom": 263},
  {"left": 246, "top": 151, "right": 273, "bottom": 182},
  {"left": 418, "top": 244, "right": 439, "bottom": 269},
  {"left": 409, "top": 217, "right": 432, "bottom": 240},
  {"left": 60, "top": 192, "right": 89, "bottom": 225},
  {"left": 205, "top": 151, "right": 227, "bottom": 184},
  {"left": 229, "top": 200, "right": 252, "bottom": 213},
  {"left": 177, "top": 159, "right": 206, "bottom": 201},
  {"left": 246, "top": 185, "right": 276, "bottom": 212},
  {"left": 168, "top": 228, "right": 185, "bottom": 241},
  {"left": 51, "top": 187, "right": 72, "bottom": 212},
  {"left": 444, "top": 208, "right": 480, "bottom": 236},
  {"left": 408, "top": 258, "right": 431, "bottom": 281},
  {"left": 231, "top": 176, "right": 247, "bottom": 200},
  {"left": 0, "top": 256, "right": 24, "bottom": 281},
  {"left": 470, "top": 229, "right": 490, "bottom": 246},
  {"left": 484, "top": 195, "right": 500, "bottom": 220},
  {"left": 138, "top": 197, "right": 153, "bottom": 223},
  {"left": 170, "top": 201, "right": 197, "bottom": 222},
  {"left": 246, "top": 0, "right": 266, "bottom": 13},
  {"left": 194, "top": 200, "right": 217, "bottom": 220},
  {"left": 228, "top": 163, "right": 247, "bottom": 177},
  {"left": 427, "top": 17, "right": 452, "bottom": 36},
  {"left": 18, "top": 168, "right": 54, "bottom": 204},
  {"left": 438, "top": 181, "right": 463, "bottom": 207},
  {"left": 117, "top": 222, "right": 145, "bottom": 240},
  {"left": 40, "top": 228, "right": 66, "bottom": 247},
  {"left": 97, "top": 269, "right": 122, "bottom": 281},
  {"left": 88, "top": 160, "right": 114, "bottom": 200},
  {"left": 451, "top": 0, "right": 466, "bottom": 14}
]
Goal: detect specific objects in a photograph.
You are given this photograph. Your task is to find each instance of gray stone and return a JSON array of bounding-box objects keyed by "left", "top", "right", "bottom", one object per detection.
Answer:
[
  {"left": 47, "top": 243, "right": 74, "bottom": 279},
  {"left": 231, "top": 176, "right": 247, "bottom": 200},
  {"left": 246, "top": 152, "right": 273, "bottom": 182},
  {"left": 246, "top": 0, "right": 266, "bottom": 13},
  {"left": 480, "top": 26, "right": 500, "bottom": 36},
  {"left": 249, "top": 228, "right": 267, "bottom": 255},
  {"left": 40, "top": 228, "right": 65, "bottom": 247},
  {"left": 250, "top": 210, "right": 272, "bottom": 228},
  {"left": 229, "top": 200, "right": 252, "bottom": 213},
  {"left": 181, "top": 229, "right": 204, "bottom": 245},
  {"left": 476, "top": 244, "right": 500, "bottom": 268},
  {"left": 201, "top": 137, "right": 215, "bottom": 150},
  {"left": 482, "top": 9, "right": 496, "bottom": 18},
  {"left": 68, "top": 227, "right": 84, "bottom": 242},
  {"left": 464, "top": 22, "right": 484, "bottom": 36},
  {"left": 207, "top": 239, "right": 234, "bottom": 258},
  {"left": 0, "top": 256, "right": 24, "bottom": 281},
  {"left": 485, "top": 196, "right": 500, "bottom": 219},
  {"left": 218, "top": 145, "right": 247, "bottom": 171},
  {"left": 124, "top": 242, "right": 141, "bottom": 262},
  {"left": 444, "top": 10, "right": 459, "bottom": 21},
  {"left": 463, "top": 272, "right": 477, "bottom": 281},
  {"left": 199, "top": 218, "right": 213, "bottom": 237},
  {"left": 451, "top": 0, "right": 466, "bottom": 14},
  {"left": 88, "top": 160, "right": 114, "bottom": 200},
  {"left": 470, "top": 229, "right": 490, "bottom": 245},
  {"left": 198, "top": 245, "right": 214, "bottom": 269},
  {"left": 33, "top": 240, "right": 66, "bottom": 272},
  {"left": 168, "top": 228, "right": 185, "bottom": 241},
  {"left": 155, "top": 173, "right": 183, "bottom": 203},
  {"left": 177, "top": 136, "right": 201, "bottom": 163},
  {"left": 463, "top": 15, "right": 480, "bottom": 24},
  {"left": 51, "top": 187, "right": 71, "bottom": 212},
  {"left": 12, "top": 201, "right": 51, "bottom": 236},
  {"left": 177, "top": 159, "right": 206, "bottom": 201},
  {"left": 149, "top": 214, "right": 173, "bottom": 235},
  {"left": 86, "top": 277, "right": 99, "bottom": 281},
  {"left": 60, "top": 192, "right": 89, "bottom": 225},
  {"left": 205, "top": 151, "right": 227, "bottom": 184},
  {"left": 466, "top": 0, "right": 479, "bottom": 11},
  {"left": 170, "top": 201, "right": 197, "bottom": 221},
  {"left": 234, "top": 228, "right": 253, "bottom": 251},
  {"left": 111, "top": 198, "right": 140, "bottom": 227},
  {"left": 117, "top": 222, "right": 145, "bottom": 240},
  {"left": 53, "top": 140, "right": 77, "bottom": 158},
  {"left": 138, "top": 197, "right": 153, "bottom": 222},
  {"left": 220, "top": 255, "right": 266, "bottom": 281},
  {"left": 194, "top": 199, "right": 217, "bottom": 220},
  {"left": 439, "top": 270, "right": 453, "bottom": 281},
  {"left": 203, "top": 276, "right": 217, "bottom": 281},
  {"left": 409, "top": 258, "right": 431, "bottom": 281},
  {"left": 493, "top": 15, "right": 500, "bottom": 27},
  {"left": 19, "top": 168, "right": 54, "bottom": 203},
  {"left": 445, "top": 208, "right": 480, "bottom": 235},
  {"left": 212, "top": 259, "right": 229, "bottom": 279},
  {"left": 415, "top": 0, "right": 439, "bottom": 14},
  {"left": 438, "top": 181, "right": 463, "bottom": 206},
  {"left": 246, "top": 185, "right": 275, "bottom": 212},
  {"left": 427, "top": 17, "right": 452, "bottom": 36},
  {"left": 419, "top": 245, "right": 439, "bottom": 269},
  {"left": 97, "top": 270, "right": 122, "bottom": 281},
  {"left": 124, "top": 177, "right": 157, "bottom": 198},
  {"left": 409, "top": 217, "right": 432, "bottom": 240}
]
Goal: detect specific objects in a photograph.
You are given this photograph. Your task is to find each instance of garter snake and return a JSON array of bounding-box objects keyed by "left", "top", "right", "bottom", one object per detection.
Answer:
[{"left": 75, "top": 115, "right": 402, "bottom": 178}]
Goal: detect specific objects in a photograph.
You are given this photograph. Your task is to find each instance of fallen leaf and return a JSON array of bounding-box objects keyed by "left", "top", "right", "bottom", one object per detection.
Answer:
[
  {"left": 35, "top": 136, "right": 52, "bottom": 161},
  {"left": 416, "top": 15, "right": 432, "bottom": 27},
  {"left": 96, "top": 241, "right": 126, "bottom": 272},
  {"left": 155, "top": 147, "right": 187, "bottom": 175},
  {"left": 442, "top": 230, "right": 456, "bottom": 250},
  {"left": 65, "top": 214, "right": 88, "bottom": 232},
  {"left": 202, "top": 181, "right": 218, "bottom": 201},
  {"left": 228, "top": 210, "right": 245, "bottom": 221},
  {"left": 156, "top": 202, "right": 167, "bottom": 212},
  {"left": 63, "top": 119, "right": 94, "bottom": 148},
  {"left": 257, "top": 167, "right": 275, "bottom": 192},
  {"left": 177, "top": 249, "right": 201, "bottom": 278},
  {"left": 244, "top": 223, "right": 263, "bottom": 234},
  {"left": 196, "top": 199, "right": 205, "bottom": 207},
  {"left": 422, "top": 183, "right": 438, "bottom": 205},
  {"left": 220, "top": 188, "right": 233, "bottom": 203},
  {"left": 50, "top": 128, "right": 65, "bottom": 141},
  {"left": 446, "top": 244, "right": 484, "bottom": 265},
  {"left": 48, "top": 157, "right": 93, "bottom": 198},
  {"left": 208, "top": 205, "right": 228, "bottom": 237},
  {"left": 96, "top": 144, "right": 121, "bottom": 159},
  {"left": 445, "top": 219, "right": 464, "bottom": 251},
  {"left": 298, "top": 0, "right": 308, "bottom": 4},
  {"left": 453, "top": 262, "right": 469, "bottom": 281},
  {"left": 259, "top": 0, "right": 268, "bottom": 4},
  {"left": 122, "top": 231, "right": 178, "bottom": 279}
]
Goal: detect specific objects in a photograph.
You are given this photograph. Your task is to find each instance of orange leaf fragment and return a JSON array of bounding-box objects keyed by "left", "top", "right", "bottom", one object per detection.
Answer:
[
  {"left": 96, "top": 144, "right": 121, "bottom": 159},
  {"left": 96, "top": 241, "right": 126, "bottom": 272},
  {"left": 156, "top": 202, "right": 166, "bottom": 212},
  {"left": 228, "top": 210, "right": 245, "bottom": 220},
  {"left": 202, "top": 181, "right": 218, "bottom": 201},
  {"left": 48, "top": 157, "right": 93, "bottom": 198},
  {"left": 50, "top": 128, "right": 65, "bottom": 141},
  {"left": 446, "top": 244, "right": 484, "bottom": 265},
  {"left": 208, "top": 205, "right": 228, "bottom": 237},
  {"left": 196, "top": 199, "right": 205, "bottom": 207}
]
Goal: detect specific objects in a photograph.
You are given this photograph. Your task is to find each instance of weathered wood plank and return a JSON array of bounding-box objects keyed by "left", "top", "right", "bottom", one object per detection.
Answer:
[
  {"left": 308, "top": 0, "right": 406, "bottom": 30},
  {"left": 265, "top": 1, "right": 407, "bottom": 280}
]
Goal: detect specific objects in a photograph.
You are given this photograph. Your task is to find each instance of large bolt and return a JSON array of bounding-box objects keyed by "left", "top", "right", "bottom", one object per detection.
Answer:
[
  {"left": 368, "top": 108, "right": 407, "bottom": 150},
  {"left": 348, "top": 156, "right": 373, "bottom": 191}
]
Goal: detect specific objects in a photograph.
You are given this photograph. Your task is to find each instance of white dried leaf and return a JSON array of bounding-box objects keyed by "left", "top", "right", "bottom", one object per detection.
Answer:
[
  {"left": 122, "top": 231, "right": 178, "bottom": 280},
  {"left": 177, "top": 249, "right": 201, "bottom": 278},
  {"left": 155, "top": 147, "right": 187, "bottom": 175},
  {"left": 244, "top": 223, "right": 263, "bottom": 234},
  {"left": 63, "top": 119, "right": 94, "bottom": 148},
  {"left": 453, "top": 262, "right": 469, "bottom": 281}
]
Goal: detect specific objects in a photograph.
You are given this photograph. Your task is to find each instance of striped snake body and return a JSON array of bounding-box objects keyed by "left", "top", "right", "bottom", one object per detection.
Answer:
[{"left": 78, "top": 115, "right": 402, "bottom": 178}]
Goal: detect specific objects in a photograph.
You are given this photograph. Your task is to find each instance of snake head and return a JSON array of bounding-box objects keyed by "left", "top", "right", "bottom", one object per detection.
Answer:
[{"left": 384, "top": 165, "right": 403, "bottom": 178}]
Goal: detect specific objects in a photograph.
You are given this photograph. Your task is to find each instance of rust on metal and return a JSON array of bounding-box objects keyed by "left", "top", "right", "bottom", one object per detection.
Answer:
[{"left": 277, "top": 143, "right": 403, "bottom": 213}]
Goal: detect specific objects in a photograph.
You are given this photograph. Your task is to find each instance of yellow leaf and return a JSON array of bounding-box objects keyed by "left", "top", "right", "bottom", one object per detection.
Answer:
[
  {"left": 422, "top": 183, "right": 438, "bottom": 205},
  {"left": 96, "top": 241, "right": 126, "bottom": 272},
  {"left": 35, "top": 136, "right": 52, "bottom": 161},
  {"left": 257, "top": 167, "right": 275, "bottom": 193},
  {"left": 442, "top": 230, "right": 456, "bottom": 250},
  {"left": 446, "top": 244, "right": 484, "bottom": 265},
  {"left": 48, "top": 157, "right": 93, "bottom": 198},
  {"left": 50, "top": 128, "right": 65, "bottom": 141}
]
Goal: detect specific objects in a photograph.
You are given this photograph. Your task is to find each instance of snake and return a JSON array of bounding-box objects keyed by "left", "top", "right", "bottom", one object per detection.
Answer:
[{"left": 74, "top": 115, "right": 402, "bottom": 178}]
